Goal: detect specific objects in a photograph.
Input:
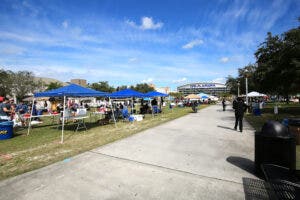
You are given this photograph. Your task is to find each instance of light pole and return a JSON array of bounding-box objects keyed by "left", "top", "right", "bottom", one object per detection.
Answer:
[
  {"left": 245, "top": 69, "right": 249, "bottom": 105},
  {"left": 237, "top": 81, "right": 240, "bottom": 97}
]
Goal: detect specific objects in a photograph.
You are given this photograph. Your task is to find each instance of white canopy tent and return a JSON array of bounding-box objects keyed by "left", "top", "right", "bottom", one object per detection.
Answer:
[{"left": 247, "top": 91, "right": 267, "bottom": 97}]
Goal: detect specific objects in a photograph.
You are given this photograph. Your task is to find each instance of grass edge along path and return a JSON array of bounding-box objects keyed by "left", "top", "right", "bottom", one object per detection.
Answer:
[
  {"left": 0, "top": 105, "right": 208, "bottom": 180},
  {"left": 244, "top": 104, "right": 300, "bottom": 169}
]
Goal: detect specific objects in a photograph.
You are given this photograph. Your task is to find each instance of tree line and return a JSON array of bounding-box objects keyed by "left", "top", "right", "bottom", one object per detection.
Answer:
[
  {"left": 226, "top": 19, "right": 300, "bottom": 100},
  {"left": 0, "top": 69, "right": 44, "bottom": 101},
  {"left": 88, "top": 81, "right": 154, "bottom": 93},
  {"left": 0, "top": 69, "right": 155, "bottom": 101}
]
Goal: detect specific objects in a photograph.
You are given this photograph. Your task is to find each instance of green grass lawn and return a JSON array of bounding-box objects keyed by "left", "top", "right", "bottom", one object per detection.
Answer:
[
  {"left": 0, "top": 105, "right": 207, "bottom": 180},
  {"left": 245, "top": 102, "right": 300, "bottom": 169}
]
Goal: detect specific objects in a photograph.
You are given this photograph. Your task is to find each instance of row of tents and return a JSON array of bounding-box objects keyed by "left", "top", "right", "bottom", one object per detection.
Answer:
[
  {"left": 34, "top": 84, "right": 168, "bottom": 99},
  {"left": 28, "top": 84, "right": 168, "bottom": 143},
  {"left": 184, "top": 91, "right": 268, "bottom": 101},
  {"left": 184, "top": 93, "right": 219, "bottom": 101}
]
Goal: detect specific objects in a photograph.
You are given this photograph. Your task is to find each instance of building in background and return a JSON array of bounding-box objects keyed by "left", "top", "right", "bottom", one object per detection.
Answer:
[
  {"left": 148, "top": 83, "right": 156, "bottom": 89},
  {"left": 177, "top": 82, "right": 228, "bottom": 96},
  {"left": 156, "top": 87, "right": 170, "bottom": 94},
  {"left": 70, "top": 79, "right": 87, "bottom": 87}
]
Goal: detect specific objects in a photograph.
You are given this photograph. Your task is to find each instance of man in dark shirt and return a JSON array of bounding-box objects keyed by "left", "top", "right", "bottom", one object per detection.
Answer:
[
  {"left": 16, "top": 101, "right": 28, "bottom": 114},
  {"left": 151, "top": 98, "right": 158, "bottom": 106},
  {"left": 233, "top": 97, "right": 248, "bottom": 132},
  {"left": 0, "top": 98, "right": 11, "bottom": 120},
  {"left": 151, "top": 98, "right": 159, "bottom": 113}
]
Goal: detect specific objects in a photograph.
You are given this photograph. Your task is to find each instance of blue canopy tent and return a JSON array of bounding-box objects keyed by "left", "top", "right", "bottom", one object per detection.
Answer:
[
  {"left": 109, "top": 89, "right": 146, "bottom": 98},
  {"left": 144, "top": 91, "right": 168, "bottom": 117},
  {"left": 197, "top": 92, "right": 209, "bottom": 99},
  {"left": 109, "top": 89, "right": 146, "bottom": 115},
  {"left": 145, "top": 91, "right": 168, "bottom": 97},
  {"left": 34, "top": 84, "right": 108, "bottom": 97},
  {"left": 29, "top": 84, "right": 109, "bottom": 143}
]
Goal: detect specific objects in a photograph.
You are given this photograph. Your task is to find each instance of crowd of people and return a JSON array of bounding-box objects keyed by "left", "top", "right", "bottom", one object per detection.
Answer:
[{"left": 0, "top": 97, "right": 90, "bottom": 126}]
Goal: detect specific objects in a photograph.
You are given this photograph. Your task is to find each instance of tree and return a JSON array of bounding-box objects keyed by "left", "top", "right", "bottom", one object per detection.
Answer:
[
  {"left": 0, "top": 69, "right": 13, "bottom": 97},
  {"left": 169, "top": 92, "right": 183, "bottom": 99},
  {"left": 226, "top": 64, "right": 257, "bottom": 95},
  {"left": 237, "top": 64, "right": 258, "bottom": 95},
  {"left": 11, "top": 71, "right": 38, "bottom": 101},
  {"left": 254, "top": 32, "right": 284, "bottom": 94},
  {"left": 131, "top": 83, "right": 154, "bottom": 93},
  {"left": 116, "top": 85, "right": 128, "bottom": 91},
  {"left": 254, "top": 24, "right": 300, "bottom": 99},
  {"left": 225, "top": 76, "right": 238, "bottom": 95},
  {"left": 46, "top": 82, "right": 63, "bottom": 91},
  {"left": 89, "top": 81, "right": 115, "bottom": 93}
]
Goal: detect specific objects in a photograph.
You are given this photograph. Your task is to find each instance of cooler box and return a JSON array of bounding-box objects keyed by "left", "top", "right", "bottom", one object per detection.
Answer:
[{"left": 0, "top": 121, "right": 14, "bottom": 140}]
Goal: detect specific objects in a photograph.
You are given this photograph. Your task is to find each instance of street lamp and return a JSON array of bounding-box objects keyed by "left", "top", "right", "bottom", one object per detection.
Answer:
[
  {"left": 245, "top": 69, "right": 249, "bottom": 105},
  {"left": 237, "top": 81, "right": 240, "bottom": 97}
]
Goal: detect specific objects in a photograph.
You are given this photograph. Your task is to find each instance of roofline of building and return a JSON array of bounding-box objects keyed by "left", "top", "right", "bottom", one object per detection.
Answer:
[{"left": 177, "top": 82, "right": 226, "bottom": 88}]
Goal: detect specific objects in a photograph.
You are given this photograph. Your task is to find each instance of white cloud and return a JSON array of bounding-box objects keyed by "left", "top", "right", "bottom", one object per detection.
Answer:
[
  {"left": 220, "top": 57, "right": 229, "bottom": 63},
  {"left": 126, "top": 17, "right": 163, "bottom": 30},
  {"left": 211, "top": 77, "right": 226, "bottom": 84},
  {"left": 141, "top": 78, "right": 153, "bottom": 83},
  {"left": 0, "top": 45, "right": 25, "bottom": 55},
  {"left": 62, "top": 20, "right": 68, "bottom": 29},
  {"left": 125, "top": 20, "right": 138, "bottom": 28},
  {"left": 182, "top": 39, "right": 203, "bottom": 49},
  {"left": 140, "top": 17, "right": 163, "bottom": 30},
  {"left": 128, "top": 57, "right": 138, "bottom": 63},
  {"left": 172, "top": 77, "right": 187, "bottom": 83}
]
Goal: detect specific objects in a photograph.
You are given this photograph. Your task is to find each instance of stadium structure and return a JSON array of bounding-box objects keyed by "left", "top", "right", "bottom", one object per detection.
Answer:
[{"left": 177, "top": 82, "right": 228, "bottom": 96}]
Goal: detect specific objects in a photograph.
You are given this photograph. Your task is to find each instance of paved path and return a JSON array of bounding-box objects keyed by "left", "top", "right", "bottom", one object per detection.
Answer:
[{"left": 0, "top": 104, "right": 257, "bottom": 200}]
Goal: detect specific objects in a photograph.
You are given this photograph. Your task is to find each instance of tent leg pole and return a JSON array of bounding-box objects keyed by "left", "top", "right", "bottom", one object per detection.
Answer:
[
  {"left": 110, "top": 98, "right": 117, "bottom": 128},
  {"left": 27, "top": 98, "right": 35, "bottom": 135},
  {"left": 150, "top": 100, "right": 154, "bottom": 118},
  {"left": 131, "top": 98, "right": 134, "bottom": 114},
  {"left": 61, "top": 96, "right": 66, "bottom": 143}
]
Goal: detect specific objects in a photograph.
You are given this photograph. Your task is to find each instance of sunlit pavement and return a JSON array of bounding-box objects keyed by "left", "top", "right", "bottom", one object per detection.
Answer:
[{"left": 0, "top": 104, "right": 257, "bottom": 200}]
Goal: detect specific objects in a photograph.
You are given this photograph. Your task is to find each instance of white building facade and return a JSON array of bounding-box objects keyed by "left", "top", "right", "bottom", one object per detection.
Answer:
[{"left": 177, "top": 82, "right": 228, "bottom": 96}]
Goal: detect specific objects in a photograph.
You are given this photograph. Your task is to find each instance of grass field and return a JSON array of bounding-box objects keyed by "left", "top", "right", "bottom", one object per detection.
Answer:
[
  {"left": 0, "top": 105, "right": 207, "bottom": 180},
  {"left": 245, "top": 102, "right": 300, "bottom": 169}
]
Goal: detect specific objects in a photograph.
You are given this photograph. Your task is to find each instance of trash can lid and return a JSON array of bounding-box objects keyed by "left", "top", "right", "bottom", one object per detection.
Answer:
[
  {"left": 260, "top": 120, "right": 292, "bottom": 138},
  {"left": 288, "top": 118, "right": 300, "bottom": 126}
]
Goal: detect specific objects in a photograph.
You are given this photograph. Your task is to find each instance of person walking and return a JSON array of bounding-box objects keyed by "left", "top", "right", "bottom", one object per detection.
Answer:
[
  {"left": 222, "top": 98, "right": 226, "bottom": 111},
  {"left": 233, "top": 97, "right": 248, "bottom": 132}
]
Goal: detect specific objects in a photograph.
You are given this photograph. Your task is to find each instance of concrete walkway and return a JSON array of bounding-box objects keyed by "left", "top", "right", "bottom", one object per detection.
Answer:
[{"left": 0, "top": 104, "right": 258, "bottom": 200}]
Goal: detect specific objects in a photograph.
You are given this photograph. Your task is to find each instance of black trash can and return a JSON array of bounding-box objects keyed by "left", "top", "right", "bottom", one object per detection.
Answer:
[
  {"left": 288, "top": 118, "right": 300, "bottom": 145},
  {"left": 255, "top": 120, "right": 296, "bottom": 174}
]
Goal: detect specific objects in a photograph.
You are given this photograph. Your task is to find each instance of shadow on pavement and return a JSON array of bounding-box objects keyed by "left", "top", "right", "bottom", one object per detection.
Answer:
[
  {"left": 228, "top": 157, "right": 273, "bottom": 199},
  {"left": 220, "top": 116, "right": 236, "bottom": 121},
  {"left": 217, "top": 125, "right": 235, "bottom": 131},
  {"left": 226, "top": 156, "right": 258, "bottom": 177}
]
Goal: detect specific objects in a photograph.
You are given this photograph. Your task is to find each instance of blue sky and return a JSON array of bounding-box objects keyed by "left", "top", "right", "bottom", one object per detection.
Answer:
[{"left": 0, "top": 0, "right": 299, "bottom": 90}]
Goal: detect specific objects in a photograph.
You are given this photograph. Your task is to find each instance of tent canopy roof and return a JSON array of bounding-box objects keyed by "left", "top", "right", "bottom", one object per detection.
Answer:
[
  {"left": 145, "top": 91, "right": 168, "bottom": 97},
  {"left": 247, "top": 91, "right": 267, "bottom": 97},
  {"left": 34, "top": 84, "right": 108, "bottom": 97},
  {"left": 185, "top": 94, "right": 200, "bottom": 99},
  {"left": 109, "top": 89, "right": 145, "bottom": 98},
  {"left": 197, "top": 92, "right": 209, "bottom": 98}
]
